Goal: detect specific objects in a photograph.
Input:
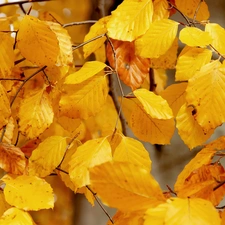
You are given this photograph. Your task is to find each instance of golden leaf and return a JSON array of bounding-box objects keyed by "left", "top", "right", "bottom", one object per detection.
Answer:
[
  {"left": 18, "top": 88, "right": 54, "bottom": 139},
  {"left": 175, "top": 46, "right": 212, "bottom": 81},
  {"left": 0, "top": 33, "right": 14, "bottom": 77},
  {"left": 28, "top": 136, "right": 67, "bottom": 177},
  {"left": 176, "top": 104, "right": 213, "bottom": 149},
  {"left": 107, "top": 0, "right": 153, "bottom": 41},
  {"left": 83, "top": 16, "right": 109, "bottom": 58},
  {"left": 0, "top": 192, "right": 10, "bottom": 217},
  {"left": 90, "top": 161, "right": 165, "bottom": 211},
  {"left": 152, "top": 0, "right": 169, "bottom": 21},
  {"left": 0, "top": 208, "right": 36, "bottom": 225},
  {"left": 186, "top": 60, "right": 225, "bottom": 132},
  {"left": 69, "top": 137, "right": 112, "bottom": 190},
  {"left": 2, "top": 174, "right": 54, "bottom": 210},
  {"left": 59, "top": 75, "right": 108, "bottom": 119},
  {"left": 113, "top": 136, "right": 152, "bottom": 171},
  {"left": 179, "top": 27, "right": 212, "bottom": 47},
  {"left": 0, "top": 117, "right": 14, "bottom": 145},
  {"left": 65, "top": 61, "right": 106, "bottom": 84},
  {"left": 0, "top": 143, "right": 26, "bottom": 175},
  {"left": 160, "top": 82, "right": 187, "bottom": 116},
  {"left": 175, "top": 0, "right": 210, "bottom": 21},
  {"left": 135, "top": 19, "right": 178, "bottom": 58},
  {"left": 205, "top": 23, "right": 225, "bottom": 55},
  {"left": 17, "top": 15, "right": 59, "bottom": 66}
]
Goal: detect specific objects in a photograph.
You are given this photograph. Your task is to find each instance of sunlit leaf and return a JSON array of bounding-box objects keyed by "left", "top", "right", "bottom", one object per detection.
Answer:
[
  {"left": 205, "top": 23, "right": 225, "bottom": 55},
  {"left": 18, "top": 88, "right": 54, "bottom": 139},
  {"left": 69, "top": 137, "right": 112, "bottom": 190},
  {"left": 0, "top": 192, "right": 10, "bottom": 217},
  {"left": 83, "top": 16, "right": 109, "bottom": 58},
  {"left": 152, "top": 0, "right": 169, "bottom": 21},
  {"left": 107, "top": 0, "right": 153, "bottom": 41},
  {"left": 17, "top": 15, "right": 59, "bottom": 66},
  {"left": 28, "top": 136, "right": 67, "bottom": 177},
  {"left": 135, "top": 19, "right": 178, "bottom": 58},
  {"left": 186, "top": 60, "right": 225, "bottom": 132},
  {"left": 160, "top": 83, "right": 187, "bottom": 116},
  {"left": 90, "top": 161, "right": 165, "bottom": 211},
  {"left": 0, "top": 143, "right": 26, "bottom": 175},
  {"left": 175, "top": 46, "right": 212, "bottom": 81},
  {"left": 113, "top": 136, "right": 151, "bottom": 171},
  {"left": 2, "top": 174, "right": 54, "bottom": 210},
  {"left": 0, "top": 33, "right": 14, "bottom": 77},
  {"left": 65, "top": 61, "right": 106, "bottom": 84},
  {"left": 0, "top": 117, "right": 14, "bottom": 145},
  {"left": 0, "top": 208, "right": 36, "bottom": 225},
  {"left": 60, "top": 75, "right": 108, "bottom": 119},
  {"left": 176, "top": 104, "right": 213, "bottom": 149},
  {"left": 179, "top": 27, "right": 212, "bottom": 47}
]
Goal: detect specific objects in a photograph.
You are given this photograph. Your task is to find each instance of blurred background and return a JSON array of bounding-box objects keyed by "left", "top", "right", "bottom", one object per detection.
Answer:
[{"left": 1, "top": 0, "right": 225, "bottom": 224}]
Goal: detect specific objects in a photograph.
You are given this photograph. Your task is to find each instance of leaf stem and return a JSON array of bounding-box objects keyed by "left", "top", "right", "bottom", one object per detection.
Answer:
[{"left": 63, "top": 20, "right": 97, "bottom": 28}]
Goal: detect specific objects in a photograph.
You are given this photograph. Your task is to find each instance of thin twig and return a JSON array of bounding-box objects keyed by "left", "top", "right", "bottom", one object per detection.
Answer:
[
  {"left": 216, "top": 205, "right": 225, "bottom": 209},
  {"left": 149, "top": 68, "right": 156, "bottom": 92},
  {"left": 56, "top": 167, "right": 69, "bottom": 174},
  {"left": 63, "top": 20, "right": 97, "bottom": 28},
  {"left": 86, "top": 186, "right": 114, "bottom": 224},
  {"left": 15, "top": 58, "right": 25, "bottom": 65},
  {"left": 193, "top": 0, "right": 203, "bottom": 22},
  {"left": 209, "top": 44, "right": 225, "bottom": 60},
  {"left": 42, "top": 69, "right": 51, "bottom": 86},
  {"left": 166, "top": 185, "right": 177, "bottom": 196},
  {"left": 19, "top": 3, "right": 26, "bottom": 14},
  {"left": 0, "top": 0, "right": 51, "bottom": 7},
  {"left": 213, "top": 180, "right": 225, "bottom": 191}
]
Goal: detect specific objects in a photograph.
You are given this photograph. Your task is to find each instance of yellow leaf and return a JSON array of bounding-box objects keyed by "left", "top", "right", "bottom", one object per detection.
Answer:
[
  {"left": 69, "top": 137, "right": 112, "bottom": 190},
  {"left": 160, "top": 83, "right": 187, "bottom": 116},
  {"left": 46, "top": 21, "right": 73, "bottom": 66},
  {"left": 134, "top": 89, "right": 173, "bottom": 119},
  {"left": 65, "top": 61, "right": 106, "bottom": 84},
  {"left": 0, "top": 117, "right": 15, "bottom": 144},
  {"left": 28, "top": 136, "right": 67, "bottom": 177},
  {"left": 205, "top": 23, "right": 225, "bottom": 55},
  {"left": 0, "top": 143, "right": 26, "bottom": 175},
  {"left": 113, "top": 136, "right": 152, "bottom": 171},
  {"left": 0, "top": 33, "right": 14, "bottom": 77},
  {"left": 175, "top": 46, "right": 212, "bottom": 81},
  {"left": 0, "top": 192, "right": 10, "bottom": 217},
  {"left": 90, "top": 161, "right": 165, "bottom": 211},
  {"left": 152, "top": 0, "right": 169, "bottom": 21},
  {"left": 186, "top": 60, "right": 225, "bottom": 132},
  {"left": 179, "top": 27, "right": 212, "bottom": 47},
  {"left": 176, "top": 104, "right": 213, "bottom": 149},
  {"left": 60, "top": 75, "right": 108, "bottom": 119},
  {"left": 107, "top": 0, "right": 153, "bottom": 41},
  {"left": 0, "top": 83, "right": 11, "bottom": 129},
  {"left": 145, "top": 198, "right": 221, "bottom": 225},
  {"left": 150, "top": 38, "right": 178, "bottom": 69},
  {"left": 2, "top": 175, "right": 54, "bottom": 210},
  {"left": 18, "top": 88, "right": 54, "bottom": 139},
  {"left": 175, "top": 0, "right": 210, "bottom": 21},
  {"left": 17, "top": 15, "right": 59, "bottom": 66},
  {"left": 83, "top": 16, "right": 109, "bottom": 58},
  {"left": 0, "top": 208, "right": 36, "bottom": 225},
  {"left": 135, "top": 19, "right": 178, "bottom": 58}
]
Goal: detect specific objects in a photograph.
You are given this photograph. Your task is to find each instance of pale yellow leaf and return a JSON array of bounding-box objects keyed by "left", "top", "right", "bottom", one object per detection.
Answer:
[
  {"left": 176, "top": 104, "right": 213, "bottom": 149},
  {"left": 18, "top": 88, "right": 54, "bottom": 139},
  {"left": 69, "top": 137, "right": 112, "bottom": 190},
  {"left": 0, "top": 192, "right": 10, "bottom": 217},
  {"left": 153, "top": 0, "right": 169, "bottom": 21},
  {"left": 28, "top": 136, "right": 67, "bottom": 177},
  {"left": 90, "top": 161, "right": 165, "bottom": 211},
  {"left": 135, "top": 19, "right": 178, "bottom": 58},
  {"left": 65, "top": 61, "right": 106, "bottom": 84},
  {"left": 0, "top": 208, "right": 36, "bottom": 225},
  {"left": 0, "top": 83, "right": 11, "bottom": 129},
  {"left": 175, "top": 46, "right": 212, "bottom": 81},
  {"left": 83, "top": 16, "right": 109, "bottom": 58},
  {"left": 17, "top": 15, "right": 59, "bottom": 66},
  {"left": 60, "top": 75, "right": 108, "bottom": 119},
  {"left": 205, "top": 23, "right": 225, "bottom": 55},
  {"left": 134, "top": 88, "right": 173, "bottom": 119},
  {"left": 0, "top": 117, "right": 15, "bottom": 144},
  {"left": 179, "top": 27, "right": 212, "bottom": 47},
  {"left": 113, "top": 136, "right": 151, "bottom": 171},
  {"left": 186, "top": 60, "right": 225, "bottom": 132},
  {"left": 0, "top": 33, "right": 14, "bottom": 77},
  {"left": 160, "top": 83, "right": 187, "bottom": 116},
  {"left": 107, "top": 0, "right": 153, "bottom": 41},
  {"left": 175, "top": 0, "right": 210, "bottom": 21},
  {"left": 2, "top": 175, "right": 54, "bottom": 210}
]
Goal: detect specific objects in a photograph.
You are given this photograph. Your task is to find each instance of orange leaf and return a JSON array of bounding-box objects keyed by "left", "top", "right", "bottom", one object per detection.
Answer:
[{"left": 107, "top": 39, "right": 150, "bottom": 90}]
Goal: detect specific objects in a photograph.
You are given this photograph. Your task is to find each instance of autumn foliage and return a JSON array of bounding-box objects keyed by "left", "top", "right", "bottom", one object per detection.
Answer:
[{"left": 1, "top": 0, "right": 225, "bottom": 224}]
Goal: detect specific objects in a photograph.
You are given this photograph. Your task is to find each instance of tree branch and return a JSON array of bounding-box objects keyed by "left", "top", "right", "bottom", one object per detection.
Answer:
[{"left": 63, "top": 20, "right": 97, "bottom": 28}]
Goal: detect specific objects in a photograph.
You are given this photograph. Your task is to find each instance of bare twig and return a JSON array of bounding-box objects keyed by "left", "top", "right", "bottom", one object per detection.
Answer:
[
  {"left": 193, "top": 0, "right": 203, "bottom": 22},
  {"left": 166, "top": 185, "right": 177, "bottom": 196},
  {"left": 56, "top": 167, "right": 69, "bottom": 174},
  {"left": 149, "top": 68, "right": 156, "bottom": 92},
  {"left": 19, "top": 3, "right": 26, "bottom": 14},
  {"left": 213, "top": 180, "right": 225, "bottom": 191},
  {"left": 63, "top": 20, "right": 97, "bottom": 28},
  {"left": 209, "top": 44, "right": 225, "bottom": 60},
  {"left": 0, "top": 0, "right": 51, "bottom": 7},
  {"left": 15, "top": 58, "right": 25, "bottom": 65}
]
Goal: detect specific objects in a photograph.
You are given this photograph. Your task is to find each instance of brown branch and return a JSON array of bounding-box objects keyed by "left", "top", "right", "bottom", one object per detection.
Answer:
[
  {"left": 213, "top": 180, "right": 225, "bottom": 191},
  {"left": 193, "top": 0, "right": 203, "bottom": 22},
  {"left": 0, "top": 0, "right": 52, "bottom": 7},
  {"left": 166, "top": 185, "right": 177, "bottom": 196},
  {"left": 63, "top": 20, "right": 97, "bottom": 28},
  {"left": 149, "top": 68, "right": 156, "bottom": 92}
]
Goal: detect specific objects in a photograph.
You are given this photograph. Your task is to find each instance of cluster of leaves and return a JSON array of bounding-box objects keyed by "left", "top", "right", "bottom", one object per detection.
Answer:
[{"left": 1, "top": 0, "right": 225, "bottom": 224}]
